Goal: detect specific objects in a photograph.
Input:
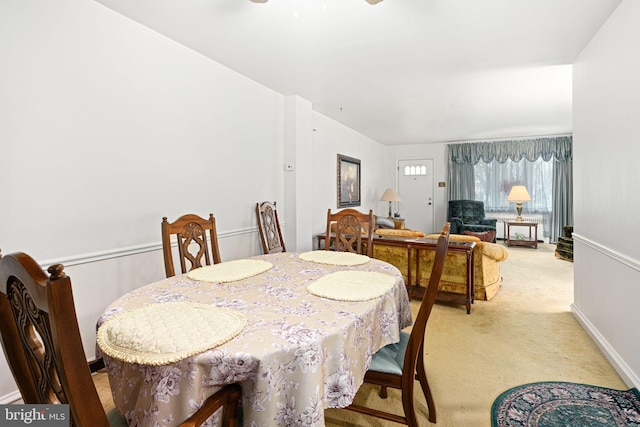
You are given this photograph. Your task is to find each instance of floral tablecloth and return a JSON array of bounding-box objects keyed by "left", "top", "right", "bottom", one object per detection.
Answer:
[{"left": 97, "top": 252, "right": 412, "bottom": 427}]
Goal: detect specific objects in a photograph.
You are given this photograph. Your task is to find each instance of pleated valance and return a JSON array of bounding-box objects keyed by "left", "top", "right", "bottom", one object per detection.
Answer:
[{"left": 448, "top": 136, "right": 572, "bottom": 165}]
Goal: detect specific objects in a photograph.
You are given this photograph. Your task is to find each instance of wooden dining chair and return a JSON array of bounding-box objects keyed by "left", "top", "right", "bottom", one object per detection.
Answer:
[
  {"left": 0, "top": 251, "right": 242, "bottom": 427},
  {"left": 256, "top": 201, "right": 286, "bottom": 254},
  {"left": 325, "top": 208, "right": 374, "bottom": 257},
  {"left": 346, "top": 222, "right": 451, "bottom": 426},
  {"left": 161, "top": 213, "right": 222, "bottom": 278}
]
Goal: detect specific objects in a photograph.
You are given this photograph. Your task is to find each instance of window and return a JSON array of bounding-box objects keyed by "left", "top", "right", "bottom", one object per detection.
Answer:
[
  {"left": 474, "top": 157, "right": 552, "bottom": 214},
  {"left": 404, "top": 164, "right": 427, "bottom": 176},
  {"left": 447, "top": 136, "right": 572, "bottom": 243}
]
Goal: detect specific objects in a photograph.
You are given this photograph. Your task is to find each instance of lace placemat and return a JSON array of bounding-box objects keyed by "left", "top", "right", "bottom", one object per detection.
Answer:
[
  {"left": 307, "top": 271, "right": 395, "bottom": 301},
  {"left": 97, "top": 302, "right": 246, "bottom": 365},
  {"left": 299, "top": 250, "right": 370, "bottom": 266},
  {"left": 187, "top": 259, "right": 273, "bottom": 283}
]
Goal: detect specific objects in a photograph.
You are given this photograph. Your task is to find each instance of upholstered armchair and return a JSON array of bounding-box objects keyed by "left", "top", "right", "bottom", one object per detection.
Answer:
[{"left": 447, "top": 200, "right": 497, "bottom": 241}]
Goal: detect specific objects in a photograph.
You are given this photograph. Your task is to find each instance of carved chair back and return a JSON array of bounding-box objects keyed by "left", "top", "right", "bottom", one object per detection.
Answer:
[
  {"left": 325, "top": 208, "right": 374, "bottom": 257},
  {"left": 256, "top": 201, "right": 286, "bottom": 254},
  {"left": 0, "top": 252, "right": 112, "bottom": 426},
  {"left": 161, "top": 213, "right": 221, "bottom": 278}
]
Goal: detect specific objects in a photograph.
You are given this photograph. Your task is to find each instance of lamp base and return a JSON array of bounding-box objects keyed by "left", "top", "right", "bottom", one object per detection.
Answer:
[{"left": 515, "top": 203, "right": 524, "bottom": 221}]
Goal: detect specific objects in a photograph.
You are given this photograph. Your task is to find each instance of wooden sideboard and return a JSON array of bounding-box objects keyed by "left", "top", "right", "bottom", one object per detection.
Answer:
[{"left": 371, "top": 235, "right": 476, "bottom": 314}]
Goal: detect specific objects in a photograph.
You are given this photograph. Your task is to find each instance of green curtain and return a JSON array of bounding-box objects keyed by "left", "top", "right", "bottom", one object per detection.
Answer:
[
  {"left": 448, "top": 136, "right": 572, "bottom": 242},
  {"left": 552, "top": 157, "right": 573, "bottom": 242},
  {"left": 447, "top": 160, "right": 475, "bottom": 200}
]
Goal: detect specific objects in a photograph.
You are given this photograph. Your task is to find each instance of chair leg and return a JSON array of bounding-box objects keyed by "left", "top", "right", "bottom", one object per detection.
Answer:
[
  {"left": 416, "top": 360, "right": 436, "bottom": 423},
  {"left": 379, "top": 385, "right": 388, "bottom": 399},
  {"left": 402, "top": 376, "right": 419, "bottom": 427}
]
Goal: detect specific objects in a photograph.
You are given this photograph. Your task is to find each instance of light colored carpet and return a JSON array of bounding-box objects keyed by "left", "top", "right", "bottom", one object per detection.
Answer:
[
  {"left": 94, "top": 243, "right": 626, "bottom": 426},
  {"left": 325, "top": 242, "right": 627, "bottom": 426},
  {"left": 93, "top": 371, "right": 116, "bottom": 413}
]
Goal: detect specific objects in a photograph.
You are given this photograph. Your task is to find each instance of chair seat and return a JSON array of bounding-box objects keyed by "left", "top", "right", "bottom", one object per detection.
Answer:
[
  {"left": 368, "top": 331, "right": 409, "bottom": 376},
  {"left": 107, "top": 409, "right": 128, "bottom": 427},
  {"left": 463, "top": 224, "right": 495, "bottom": 232}
]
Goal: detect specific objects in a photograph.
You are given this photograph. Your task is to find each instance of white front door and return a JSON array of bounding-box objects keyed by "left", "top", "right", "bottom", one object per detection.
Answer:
[{"left": 398, "top": 159, "right": 434, "bottom": 234}]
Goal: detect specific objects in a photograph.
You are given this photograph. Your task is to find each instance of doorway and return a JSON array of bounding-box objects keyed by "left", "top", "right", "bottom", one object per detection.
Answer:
[{"left": 397, "top": 159, "right": 434, "bottom": 234}]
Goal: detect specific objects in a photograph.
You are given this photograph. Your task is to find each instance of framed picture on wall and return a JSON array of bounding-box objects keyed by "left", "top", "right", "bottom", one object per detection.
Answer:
[{"left": 337, "top": 154, "right": 361, "bottom": 208}]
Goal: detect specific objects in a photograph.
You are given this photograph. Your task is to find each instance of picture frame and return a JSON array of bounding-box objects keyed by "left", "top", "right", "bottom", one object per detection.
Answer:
[{"left": 337, "top": 154, "right": 361, "bottom": 208}]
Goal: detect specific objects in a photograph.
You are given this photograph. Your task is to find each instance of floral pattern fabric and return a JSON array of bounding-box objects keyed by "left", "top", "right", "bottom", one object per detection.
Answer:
[{"left": 97, "top": 252, "right": 412, "bottom": 427}]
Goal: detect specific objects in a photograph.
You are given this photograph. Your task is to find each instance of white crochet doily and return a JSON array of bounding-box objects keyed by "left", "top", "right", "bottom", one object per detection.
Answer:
[
  {"left": 307, "top": 271, "right": 395, "bottom": 301},
  {"left": 97, "top": 302, "right": 246, "bottom": 365},
  {"left": 299, "top": 250, "right": 370, "bottom": 266},
  {"left": 187, "top": 259, "right": 273, "bottom": 283}
]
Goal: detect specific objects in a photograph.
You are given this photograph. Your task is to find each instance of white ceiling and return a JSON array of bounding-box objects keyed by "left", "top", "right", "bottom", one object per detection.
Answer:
[{"left": 95, "top": 0, "right": 621, "bottom": 145}]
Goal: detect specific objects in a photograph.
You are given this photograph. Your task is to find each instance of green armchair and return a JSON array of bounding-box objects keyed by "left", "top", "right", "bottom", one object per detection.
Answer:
[{"left": 447, "top": 200, "right": 497, "bottom": 241}]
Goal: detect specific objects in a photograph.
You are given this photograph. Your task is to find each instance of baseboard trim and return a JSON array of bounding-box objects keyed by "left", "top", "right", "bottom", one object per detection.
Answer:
[
  {"left": 571, "top": 303, "right": 640, "bottom": 390},
  {"left": 38, "top": 226, "right": 258, "bottom": 268},
  {"left": 572, "top": 233, "right": 640, "bottom": 272},
  {"left": 0, "top": 390, "right": 22, "bottom": 404}
]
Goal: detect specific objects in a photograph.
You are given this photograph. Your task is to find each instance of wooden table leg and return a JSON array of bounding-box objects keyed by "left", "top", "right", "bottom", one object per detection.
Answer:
[
  {"left": 466, "top": 248, "right": 475, "bottom": 314},
  {"left": 407, "top": 245, "right": 413, "bottom": 298}
]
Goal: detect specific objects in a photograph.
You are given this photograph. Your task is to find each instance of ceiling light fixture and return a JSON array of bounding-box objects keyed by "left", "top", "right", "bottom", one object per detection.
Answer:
[{"left": 250, "top": 0, "right": 383, "bottom": 4}]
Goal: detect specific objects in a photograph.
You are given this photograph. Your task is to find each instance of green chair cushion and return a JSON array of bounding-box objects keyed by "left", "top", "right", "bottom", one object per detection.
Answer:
[
  {"left": 107, "top": 408, "right": 128, "bottom": 427},
  {"left": 368, "top": 331, "right": 409, "bottom": 376}
]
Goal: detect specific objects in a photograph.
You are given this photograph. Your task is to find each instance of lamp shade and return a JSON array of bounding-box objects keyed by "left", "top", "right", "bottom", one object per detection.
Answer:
[
  {"left": 507, "top": 186, "right": 531, "bottom": 202},
  {"left": 380, "top": 188, "right": 401, "bottom": 202}
]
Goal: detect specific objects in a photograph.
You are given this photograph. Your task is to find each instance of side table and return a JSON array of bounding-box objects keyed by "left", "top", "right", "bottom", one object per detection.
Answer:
[{"left": 505, "top": 221, "right": 538, "bottom": 249}]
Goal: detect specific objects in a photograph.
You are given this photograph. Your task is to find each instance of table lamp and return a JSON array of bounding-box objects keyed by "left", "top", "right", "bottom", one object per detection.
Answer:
[
  {"left": 507, "top": 185, "right": 531, "bottom": 221},
  {"left": 380, "top": 188, "right": 401, "bottom": 218}
]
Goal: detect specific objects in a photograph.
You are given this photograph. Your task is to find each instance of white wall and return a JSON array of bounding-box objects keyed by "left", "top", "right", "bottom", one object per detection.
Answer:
[
  {"left": 1, "top": 0, "right": 285, "bottom": 261},
  {"left": 0, "top": 0, "right": 282, "bottom": 399},
  {"left": 284, "top": 96, "right": 314, "bottom": 252},
  {"left": 310, "top": 112, "right": 388, "bottom": 243},
  {"left": 572, "top": 0, "right": 640, "bottom": 388},
  {"left": 0, "top": 0, "right": 389, "bottom": 401}
]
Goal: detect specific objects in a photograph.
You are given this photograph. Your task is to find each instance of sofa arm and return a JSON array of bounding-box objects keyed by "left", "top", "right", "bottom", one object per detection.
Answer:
[
  {"left": 449, "top": 217, "right": 464, "bottom": 234},
  {"left": 477, "top": 242, "right": 509, "bottom": 262},
  {"left": 375, "top": 228, "right": 425, "bottom": 238},
  {"left": 480, "top": 218, "right": 497, "bottom": 227}
]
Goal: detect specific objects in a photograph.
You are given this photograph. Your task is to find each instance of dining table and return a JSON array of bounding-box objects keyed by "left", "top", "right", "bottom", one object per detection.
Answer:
[{"left": 96, "top": 251, "right": 412, "bottom": 427}]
